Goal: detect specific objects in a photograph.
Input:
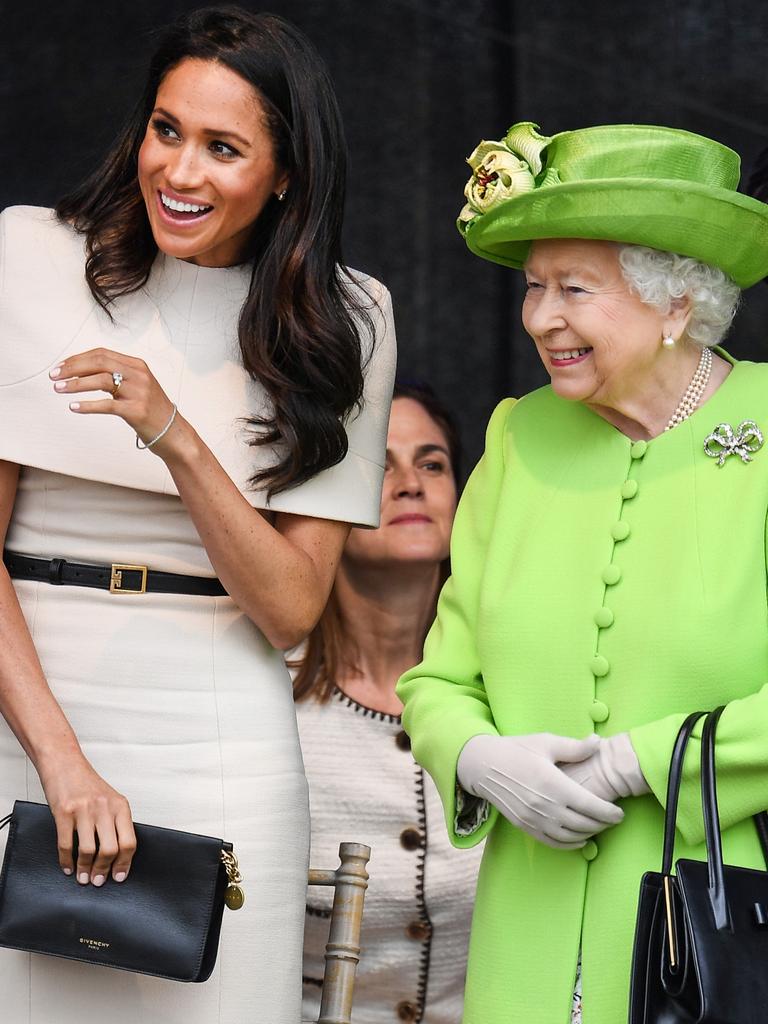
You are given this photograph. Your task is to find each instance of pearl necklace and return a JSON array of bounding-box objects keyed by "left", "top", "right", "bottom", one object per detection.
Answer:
[{"left": 664, "top": 346, "right": 712, "bottom": 432}]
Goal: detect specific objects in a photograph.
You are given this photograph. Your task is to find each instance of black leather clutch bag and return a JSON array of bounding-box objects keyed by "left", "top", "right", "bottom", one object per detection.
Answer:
[
  {"left": 0, "top": 800, "right": 244, "bottom": 982},
  {"left": 629, "top": 707, "right": 768, "bottom": 1024}
]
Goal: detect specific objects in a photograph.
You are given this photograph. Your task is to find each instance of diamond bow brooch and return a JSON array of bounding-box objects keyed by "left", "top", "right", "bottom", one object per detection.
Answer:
[{"left": 703, "top": 420, "right": 764, "bottom": 466}]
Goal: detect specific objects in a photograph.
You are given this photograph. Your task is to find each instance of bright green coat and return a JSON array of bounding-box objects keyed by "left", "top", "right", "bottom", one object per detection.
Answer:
[{"left": 397, "top": 356, "right": 768, "bottom": 1024}]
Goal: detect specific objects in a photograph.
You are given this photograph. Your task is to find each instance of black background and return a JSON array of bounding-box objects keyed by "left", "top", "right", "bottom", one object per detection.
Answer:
[{"left": 2, "top": 1, "right": 767, "bottom": 465}]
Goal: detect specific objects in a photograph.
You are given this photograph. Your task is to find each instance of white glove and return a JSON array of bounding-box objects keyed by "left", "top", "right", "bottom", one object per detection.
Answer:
[
  {"left": 560, "top": 732, "right": 649, "bottom": 803},
  {"left": 457, "top": 733, "right": 625, "bottom": 850}
]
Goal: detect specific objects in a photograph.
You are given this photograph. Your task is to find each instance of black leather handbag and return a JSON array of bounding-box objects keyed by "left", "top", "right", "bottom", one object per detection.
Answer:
[
  {"left": 629, "top": 706, "right": 768, "bottom": 1023},
  {"left": 0, "top": 800, "right": 244, "bottom": 982}
]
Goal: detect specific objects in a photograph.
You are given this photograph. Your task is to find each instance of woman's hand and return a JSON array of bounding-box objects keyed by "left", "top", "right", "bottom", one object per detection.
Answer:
[
  {"left": 37, "top": 753, "right": 137, "bottom": 886},
  {"left": 457, "top": 732, "right": 625, "bottom": 849},
  {"left": 47, "top": 349, "right": 348, "bottom": 649},
  {"left": 50, "top": 348, "right": 181, "bottom": 459},
  {"left": 559, "top": 732, "right": 649, "bottom": 803}
]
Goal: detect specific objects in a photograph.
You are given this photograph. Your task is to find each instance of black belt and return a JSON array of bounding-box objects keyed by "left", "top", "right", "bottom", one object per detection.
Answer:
[{"left": 3, "top": 551, "right": 228, "bottom": 597}]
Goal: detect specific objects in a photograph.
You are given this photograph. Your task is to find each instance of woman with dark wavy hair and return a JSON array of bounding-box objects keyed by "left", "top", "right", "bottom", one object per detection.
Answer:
[{"left": 0, "top": 6, "right": 395, "bottom": 1022}]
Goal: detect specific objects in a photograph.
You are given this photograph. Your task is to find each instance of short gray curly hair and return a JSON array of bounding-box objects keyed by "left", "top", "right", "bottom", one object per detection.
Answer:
[{"left": 618, "top": 245, "right": 740, "bottom": 347}]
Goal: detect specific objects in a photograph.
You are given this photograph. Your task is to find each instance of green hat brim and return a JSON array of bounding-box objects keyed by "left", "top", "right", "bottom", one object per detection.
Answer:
[{"left": 463, "top": 178, "right": 768, "bottom": 288}]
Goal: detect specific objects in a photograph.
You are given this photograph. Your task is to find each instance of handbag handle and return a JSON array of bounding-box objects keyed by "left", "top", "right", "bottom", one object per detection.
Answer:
[
  {"left": 663, "top": 708, "right": 768, "bottom": 933},
  {"left": 755, "top": 809, "right": 768, "bottom": 864},
  {"left": 658, "top": 708, "right": 768, "bottom": 965},
  {"left": 701, "top": 706, "right": 731, "bottom": 930},
  {"left": 661, "top": 710, "right": 708, "bottom": 876},
  {"left": 660, "top": 708, "right": 768, "bottom": 876},
  {"left": 701, "top": 705, "right": 768, "bottom": 929}
]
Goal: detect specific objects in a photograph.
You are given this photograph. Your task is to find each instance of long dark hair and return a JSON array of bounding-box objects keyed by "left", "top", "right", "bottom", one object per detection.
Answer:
[
  {"left": 56, "top": 5, "right": 372, "bottom": 497},
  {"left": 292, "top": 379, "right": 462, "bottom": 703}
]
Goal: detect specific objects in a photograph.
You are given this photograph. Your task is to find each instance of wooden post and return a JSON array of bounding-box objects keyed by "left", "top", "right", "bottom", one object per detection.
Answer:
[{"left": 308, "top": 842, "right": 371, "bottom": 1024}]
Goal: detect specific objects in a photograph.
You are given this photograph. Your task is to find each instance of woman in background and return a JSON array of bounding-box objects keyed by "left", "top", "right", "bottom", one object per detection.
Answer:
[{"left": 294, "top": 382, "right": 482, "bottom": 1024}]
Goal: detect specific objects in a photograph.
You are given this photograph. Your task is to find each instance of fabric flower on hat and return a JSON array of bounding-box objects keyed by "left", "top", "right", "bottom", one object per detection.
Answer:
[{"left": 459, "top": 122, "right": 551, "bottom": 231}]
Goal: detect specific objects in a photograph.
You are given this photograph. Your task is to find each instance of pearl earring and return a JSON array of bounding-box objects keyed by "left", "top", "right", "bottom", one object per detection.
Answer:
[
  {"left": 277, "top": 189, "right": 288, "bottom": 202},
  {"left": 662, "top": 334, "right": 676, "bottom": 349}
]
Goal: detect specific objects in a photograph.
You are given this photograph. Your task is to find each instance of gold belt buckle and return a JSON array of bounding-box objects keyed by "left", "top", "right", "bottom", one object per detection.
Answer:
[{"left": 110, "top": 564, "right": 148, "bottom": 595}]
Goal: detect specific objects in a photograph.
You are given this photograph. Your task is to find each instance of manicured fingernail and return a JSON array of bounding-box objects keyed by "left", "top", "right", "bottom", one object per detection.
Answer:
[
  {"left": 54, "top": 381, "right": 66, "bottom": 391},
  {"left": 63, "top": 867, "right": 73, "bottom": 876},
  {"left": 49, "top": 366, "right": 61, "bottom": 379},
  {"left": 114, "top": 871, "right": 126, "bottom": 883},
  {"left": 69, "top": 402, "right": 80, "bottom": 411},
  {"left": 92, "top": 874, "right": 106, "bottom": 887},
  {"left": 78, "top": 872, "right": 89, "bottom": 884}
]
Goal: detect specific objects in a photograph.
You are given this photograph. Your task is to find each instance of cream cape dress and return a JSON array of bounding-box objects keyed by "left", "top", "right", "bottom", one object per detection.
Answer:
[{"left": 0, "top": 206, "right": 396, "bottom": 1024}]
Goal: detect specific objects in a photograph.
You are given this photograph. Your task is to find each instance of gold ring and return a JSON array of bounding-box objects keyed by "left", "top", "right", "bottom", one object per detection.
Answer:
[{"left": 110, "top": 371, "right": 123, "bottom": 398}]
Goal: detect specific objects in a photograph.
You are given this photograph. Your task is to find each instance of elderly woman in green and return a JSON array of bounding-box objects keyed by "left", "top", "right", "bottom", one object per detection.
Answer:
[{"left": 397, "top": 121, "right": 768, "bottom": 1024}]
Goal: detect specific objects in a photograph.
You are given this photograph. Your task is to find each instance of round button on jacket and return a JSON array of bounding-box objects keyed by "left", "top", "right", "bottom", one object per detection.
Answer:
[
  {"left": 589, "top": 700, "right": 610, "bottom": 723},
  {"left": 406, "top": 920, "right": 431, "bottom": 941},
  {"left": 601, "top": 565, "right": 622, "bottom": 585},
  {"left": 630, "top": 440, "right": 648, "bottom": 459},
  {"left": 589, "top": 654, "right": 610, "bottom": 678},
  {"left": 582, "top": 840, "right": 599, "bottom": 861},
  {"left": 621, "top": 479, "right": 639, "bottom": 499},
  {"left": 594, "top": 607, "right": 614, "bottom": 628},
  {"left": 397, "top": 1000, "right": 419, "bottom": 1021},
  {"left": 400, "top": 826, "right": 424, "bottom": 851},
  {"left": 611, "top": 521, "right": 630, "bottom": 541}
]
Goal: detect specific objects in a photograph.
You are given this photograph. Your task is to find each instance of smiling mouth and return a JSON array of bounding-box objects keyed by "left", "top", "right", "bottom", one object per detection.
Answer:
[
  {"left": 158, "top": 190, "right": 214, "bottom": 221},
  {"left": 549, "top": 347, "right": 592, "bottom": 365}
]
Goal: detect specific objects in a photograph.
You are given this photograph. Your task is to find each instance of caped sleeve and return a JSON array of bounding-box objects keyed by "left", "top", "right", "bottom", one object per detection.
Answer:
[
  {"left": 396, "top": 398, "right": 517, "bottom": 847},
  {"left": 0, "top": 208, "right": 396, "bottom": 521},
  {"left": 0, "top": 206, "right": 96, "bottom": 386}
]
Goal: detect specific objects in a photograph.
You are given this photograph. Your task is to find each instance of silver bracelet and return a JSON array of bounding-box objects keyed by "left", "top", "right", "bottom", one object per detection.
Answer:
[{"left": 135, "top": 404, "right": 178, "bottom": 451}]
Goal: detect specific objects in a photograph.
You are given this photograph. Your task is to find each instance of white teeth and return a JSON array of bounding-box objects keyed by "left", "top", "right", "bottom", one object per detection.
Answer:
[
  {"left": 160, "top": 192, "right": 212, "bottom": 214},
  {"left": 551, "top": 347, "right": 590, "bottom": 361}
]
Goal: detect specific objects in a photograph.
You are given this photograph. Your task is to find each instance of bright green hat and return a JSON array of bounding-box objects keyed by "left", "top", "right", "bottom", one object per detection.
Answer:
[{"left": 458, "top": 122, "right": 768, "bottom": 288}]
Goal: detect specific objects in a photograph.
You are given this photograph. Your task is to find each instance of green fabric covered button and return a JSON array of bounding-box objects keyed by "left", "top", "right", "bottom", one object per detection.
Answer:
[
  {"left": 589, "top": 700, "right": 610, "bottom": 723},
  {"left": 594, "top": 607, "right": 614, "bottom": 628},
  {"left": 590, "top": 655, "right": 610, "bottom": 677},
  {"left": 601, "top": 565, "right": 622, "bottom": 585},
  {"left": 621, "top": 479, "right": 639, "bottom": 499},
  {"left": 582, "top": 840, "right": 599, "bottom": 861},
  {"left": 611, "top": 521, "right": 630, "bottom": 541},
  {"left": 630, "top": 440, "right": 648, "bottom": 459}
]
